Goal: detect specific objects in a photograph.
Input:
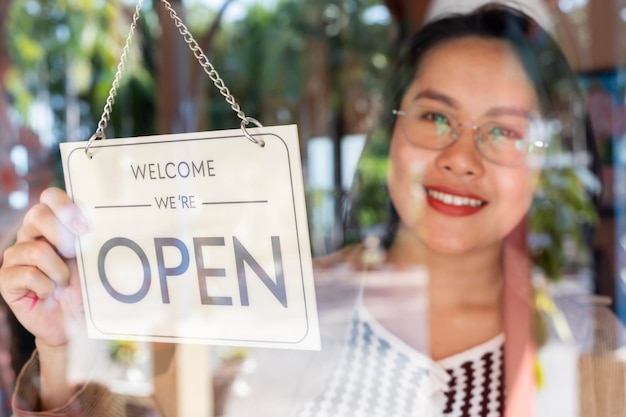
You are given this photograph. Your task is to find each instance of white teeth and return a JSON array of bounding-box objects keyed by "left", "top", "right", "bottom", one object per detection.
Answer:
[{"left": 427, "top": 189, "right": 484, "bottom": 207}]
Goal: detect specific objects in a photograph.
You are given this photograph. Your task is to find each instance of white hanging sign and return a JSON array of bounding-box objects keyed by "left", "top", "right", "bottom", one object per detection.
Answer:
[{"left": 60, "top": 125, "right": 320, "bottom": 350}]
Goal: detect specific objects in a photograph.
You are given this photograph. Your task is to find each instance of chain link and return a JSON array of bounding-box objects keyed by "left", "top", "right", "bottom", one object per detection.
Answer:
[
  {"left": 86, "top": 0, "right": 261, "bottom": 157},
  {"left": 86, "top": 0, "right": 144, "bottom": 157},
  {"left": 159, "top": 0, "right": 250, "bottom": 124}
]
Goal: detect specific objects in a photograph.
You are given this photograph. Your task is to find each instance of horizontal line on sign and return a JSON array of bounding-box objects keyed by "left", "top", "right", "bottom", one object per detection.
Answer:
[
  {"left": 202, "top": 200, "right": 268, "bottom": 205},
  {"left": 94, "top": 204, "right": 152, "bottom": 209}
]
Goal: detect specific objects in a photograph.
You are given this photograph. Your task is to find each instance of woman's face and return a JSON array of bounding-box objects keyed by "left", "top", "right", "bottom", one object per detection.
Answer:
[{"left": 388, "top": 36, "right": 541, "bottom": 255}]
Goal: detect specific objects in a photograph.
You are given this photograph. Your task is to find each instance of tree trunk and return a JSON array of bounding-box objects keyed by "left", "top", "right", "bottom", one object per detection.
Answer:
[
  {"left": 152, "top": 3, "right": 218, "bottom": 416},
  {"left": 155, "top": 0, "right": 193, "bottom": 134}
]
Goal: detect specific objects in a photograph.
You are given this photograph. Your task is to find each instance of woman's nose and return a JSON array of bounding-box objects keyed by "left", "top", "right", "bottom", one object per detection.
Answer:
[{"left": 434, "top": 127, "right": 485, "bottom": 177}]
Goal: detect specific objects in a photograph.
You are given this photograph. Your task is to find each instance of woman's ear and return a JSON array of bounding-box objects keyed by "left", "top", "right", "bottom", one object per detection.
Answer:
[{"left": 502, "top": 218, "right": 536, "bottom": 417}]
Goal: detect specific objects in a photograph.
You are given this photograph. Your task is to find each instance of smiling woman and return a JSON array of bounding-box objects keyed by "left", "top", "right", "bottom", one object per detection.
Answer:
[
  {"left": 388, "top": 36, "right": 540, "bottom": 257},
  {"left": 333, "top": 3, "right": 615, "bottom": 417}
]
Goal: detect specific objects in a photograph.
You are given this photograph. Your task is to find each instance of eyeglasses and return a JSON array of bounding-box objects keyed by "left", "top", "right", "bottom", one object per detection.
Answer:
[{"left": 392, "top": 105, "right": 548, "bottom": 166}]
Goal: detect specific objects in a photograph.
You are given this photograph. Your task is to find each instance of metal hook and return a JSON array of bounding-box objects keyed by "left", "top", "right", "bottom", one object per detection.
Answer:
[
  {"left": 240, "top": 117, "right": 265, "bottom": 147},
  {"left": 85, "top": 131, "right": 105, "bottom": 159}
]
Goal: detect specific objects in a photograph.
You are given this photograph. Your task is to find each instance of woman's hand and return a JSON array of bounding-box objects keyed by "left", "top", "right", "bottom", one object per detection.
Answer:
[
  {"left": 0, "top": 187, "right": 87, "bottom": 349},
  {"left": 0, "top": 187, "right": 89, "bottom": 409}
]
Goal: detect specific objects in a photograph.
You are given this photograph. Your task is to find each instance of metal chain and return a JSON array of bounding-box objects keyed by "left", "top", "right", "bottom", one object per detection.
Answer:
[
  {"left": 86, "top": 0, "right": 263, "bottom": 158},
  {"left": 158, "top": 0, "right": 249, "bottom": 124},
  {"left": 152, "top": 0, "right": 263, "bottom": 145},
  {"left": 86, "top": 0, "right": 143, "bottom": 157}
]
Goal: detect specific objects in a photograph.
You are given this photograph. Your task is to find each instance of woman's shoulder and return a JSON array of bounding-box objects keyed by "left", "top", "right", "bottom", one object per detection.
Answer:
[
  {"left": 311, "top": 244, "right": 368, "bottom": 310},
  {"left": 312, "top": 243, "right": 366, "bottom": 271},
  {"left": 312, "top": 236, "right": 390, "bottom": 271}
]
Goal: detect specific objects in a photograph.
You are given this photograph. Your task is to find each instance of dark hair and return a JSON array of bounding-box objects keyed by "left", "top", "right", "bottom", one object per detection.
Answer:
[
  {"left": 386, "top": 4, "right": 595, "bottom": 139},
  {"left": 347, "top": 3, "right": 601, "bottom": 272}
]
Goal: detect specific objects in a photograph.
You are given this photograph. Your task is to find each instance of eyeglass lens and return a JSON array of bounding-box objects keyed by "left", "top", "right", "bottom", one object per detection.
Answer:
[{"left": 398, "top": 105, "right": 536, "bottom": 165}]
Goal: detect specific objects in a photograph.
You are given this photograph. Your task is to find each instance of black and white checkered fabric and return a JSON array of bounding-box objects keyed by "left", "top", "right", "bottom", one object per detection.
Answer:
[
  {"left": 438, "top": 331, "right": 505, "bottom": 416},
  {"left": 297, "top": 304, "right": 505, "bottom": 417}
]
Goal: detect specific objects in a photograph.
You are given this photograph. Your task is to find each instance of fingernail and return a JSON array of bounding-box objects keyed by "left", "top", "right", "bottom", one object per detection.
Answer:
[
  {"left": 27, "top": 295, "right": 39, "bottom": 312},
  {"left": 72, "top": 217, "right": 89, "bottom": 235}
]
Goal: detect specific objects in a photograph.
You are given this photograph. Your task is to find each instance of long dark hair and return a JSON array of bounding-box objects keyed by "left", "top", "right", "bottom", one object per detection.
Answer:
[{"left": 347, "top": 3, "right": 601, "bottom": 275}]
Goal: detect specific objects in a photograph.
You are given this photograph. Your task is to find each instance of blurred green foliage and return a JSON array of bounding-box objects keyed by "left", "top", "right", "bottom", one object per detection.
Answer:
[
  {"left": 5, "top": 0, "right": 598, "bottom": 280},
  {"left": 349, "top": 125, "right": 390, "bottom": 234},
  {"left": 6, "top": 0, "right": 152, "bottom": 137},
  {"left": 529, "top": 165, "right": 599, "bottom": 279},
  {"left": 5, "top": 0, "right": 395, "bottom": 139}
]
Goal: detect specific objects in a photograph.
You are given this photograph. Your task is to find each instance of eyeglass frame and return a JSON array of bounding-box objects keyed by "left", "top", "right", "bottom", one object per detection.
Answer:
[{"left": 391, "top": 106, "right": 549, "bottom": 166}]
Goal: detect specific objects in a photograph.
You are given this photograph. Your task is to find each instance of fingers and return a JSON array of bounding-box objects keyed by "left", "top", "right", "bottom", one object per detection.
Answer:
[
  {"left": 58, "top": 259, "right": 84, "bottom": 319},
  {"left": 16, "top": 187, "right": 88, "bottom": 258},
  {"left": 0, "top": 240, "right": 71, "bottom": 313},
  {"left": 17, "top": 204, "right": 76, "bottom": 259},
  {"left": 40, "top": 187, "right": 89, "bottom": 236},
  {"left": 0, "top": 188, "right": 85, "bottom": 350},
  {"left": 2, "top": 240, "right": 71, "bottom": 287},
  {"left": 0, "top": 263, "right": 57, "bottom": 305}
]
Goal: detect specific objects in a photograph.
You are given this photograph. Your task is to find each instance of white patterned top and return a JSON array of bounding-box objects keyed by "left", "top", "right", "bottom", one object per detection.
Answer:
[{"left": 297, "top": 303, "right": 504, "bottom": 417}]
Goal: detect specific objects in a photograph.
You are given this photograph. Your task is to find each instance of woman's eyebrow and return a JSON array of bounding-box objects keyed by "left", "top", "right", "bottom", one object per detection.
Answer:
[
  {"left": 412, "top": 89, "right": 458, "bottom": 109},
  {"left": 413, "top": 89, "right": 532, "bottom": 118},
  {"left": 485, "top": 107, "right": 532, "bottom": 118}
]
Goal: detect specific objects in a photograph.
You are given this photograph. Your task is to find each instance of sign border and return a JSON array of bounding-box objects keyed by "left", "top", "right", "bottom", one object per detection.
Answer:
[{"left": 63, "top": 127, "right": 316, "bottom": 346}]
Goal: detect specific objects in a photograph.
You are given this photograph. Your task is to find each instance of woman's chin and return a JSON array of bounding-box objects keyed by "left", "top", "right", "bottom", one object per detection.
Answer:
[
  {"left": 422, "top": 238, "right": 479, "bottom": 256},
  {"left": 393, "top": 224, "right": 478, "bottom": 257}
]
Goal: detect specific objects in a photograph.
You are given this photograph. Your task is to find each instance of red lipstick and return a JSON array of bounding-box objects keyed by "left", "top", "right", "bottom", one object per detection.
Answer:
[{"left": 424, "top": 185, "right": 487, "bottom": 217}]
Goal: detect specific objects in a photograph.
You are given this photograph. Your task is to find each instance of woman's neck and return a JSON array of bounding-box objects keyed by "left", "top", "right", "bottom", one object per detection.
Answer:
[{"left": 385, "top": 226, "right": 503, "bottom": 310}]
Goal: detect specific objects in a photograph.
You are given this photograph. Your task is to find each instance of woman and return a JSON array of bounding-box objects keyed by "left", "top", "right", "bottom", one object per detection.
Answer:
[
  {"left": 299, "top": 4, "right": 603, "bottom": 417},
  {"left": 0, "top": 4, "right": 617, "bottom": 417}
]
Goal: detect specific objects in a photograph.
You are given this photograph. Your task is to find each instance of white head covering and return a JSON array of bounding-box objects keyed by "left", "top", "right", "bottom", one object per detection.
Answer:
[{"left": 424, "top": 0, "right": 554, "bottom": 34}]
